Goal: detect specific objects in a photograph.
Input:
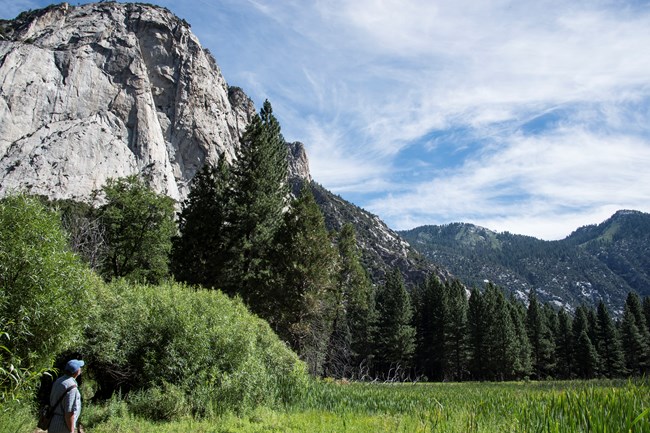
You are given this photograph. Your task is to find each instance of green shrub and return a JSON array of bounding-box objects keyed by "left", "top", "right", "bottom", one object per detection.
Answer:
[
  {"left": 0, "top": 194, "right": 96, "bottom": 400},
  {"left": 84, "top": 280, "right": 308, "bottom": 418},
  {"left": 127, "top": 382, "right": 189, "bottom": 421}
]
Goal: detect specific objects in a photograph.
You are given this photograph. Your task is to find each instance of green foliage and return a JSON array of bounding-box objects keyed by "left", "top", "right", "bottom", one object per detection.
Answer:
[
  {"left": 0, "top": 194, "right": 93, "bottom": 400},
  {"left": 98, "top": 175, "right": 175, "bottom": 284},
  {"left": 271, "top": 184, "right": 338, "bottom": 376},
  {"left": 224, "top": 99, "right": 289, "bottom": 302},
  {"left": 171, "top": 158, "right": 231, "bottom": 289},
  {"left": 526, "top": 289, "right": 555, "bottom": 379},
  {"left": 373, "top": 268, "right": 415, "bottom": 379},
  {"left": 83, "top": 280, "right": 308, "bottom": 416}
]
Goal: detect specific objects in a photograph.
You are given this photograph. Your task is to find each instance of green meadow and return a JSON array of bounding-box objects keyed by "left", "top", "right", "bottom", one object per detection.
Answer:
[{"left": 63, "top": 379, "right": 650, "bottom": 433}]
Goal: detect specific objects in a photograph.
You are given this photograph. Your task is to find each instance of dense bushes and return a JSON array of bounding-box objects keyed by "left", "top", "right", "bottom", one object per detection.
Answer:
[
  {"left": 0, "top": 194, "right": 95, "bottom": 401},
  {"left": 83, "top": 280, "right": 308, "bottom": 417}
]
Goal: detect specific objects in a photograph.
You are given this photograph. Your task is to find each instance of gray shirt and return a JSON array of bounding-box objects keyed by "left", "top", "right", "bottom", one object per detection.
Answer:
[{"left": 48, "top": 375, "right": 81, "bottom": 433}]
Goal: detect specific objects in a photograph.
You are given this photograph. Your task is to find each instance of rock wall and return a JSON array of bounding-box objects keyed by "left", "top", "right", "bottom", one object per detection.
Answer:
[{"left": 0, "top": 2, "right": 257, "bottom": 202}]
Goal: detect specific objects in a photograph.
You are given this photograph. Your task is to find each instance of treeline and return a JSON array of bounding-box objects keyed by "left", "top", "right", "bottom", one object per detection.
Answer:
[{"left": 409, "top": 279, "right": 650, "bottom": 381}]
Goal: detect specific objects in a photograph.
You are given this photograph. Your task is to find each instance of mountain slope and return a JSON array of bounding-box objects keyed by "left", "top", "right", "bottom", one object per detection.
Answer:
[
  {"left": 399, "top": 210, "right": 650, "bottom": 313},
  {"left": 0, "top": 2, "right": 439, "bottom": 287}
]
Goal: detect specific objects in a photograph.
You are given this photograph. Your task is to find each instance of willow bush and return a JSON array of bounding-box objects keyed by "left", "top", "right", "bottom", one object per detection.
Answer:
[{"left": 83, "top": 280, "right": 309, "bottom": 419}]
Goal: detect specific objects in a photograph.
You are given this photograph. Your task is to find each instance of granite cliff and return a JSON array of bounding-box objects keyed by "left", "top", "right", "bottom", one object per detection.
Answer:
[{"left": 0, "top": 2, "right": 440, "bottom": 286}]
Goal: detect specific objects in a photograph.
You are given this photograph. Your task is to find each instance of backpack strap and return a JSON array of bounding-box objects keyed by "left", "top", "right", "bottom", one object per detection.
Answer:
[{"left": 50, "top": 384, "right": 77, "bottom": 416}]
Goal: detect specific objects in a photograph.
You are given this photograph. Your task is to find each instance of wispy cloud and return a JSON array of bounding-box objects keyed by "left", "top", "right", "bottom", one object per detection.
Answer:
[{"left": 5, "top": 0, "right": 650, "bottom": 239}]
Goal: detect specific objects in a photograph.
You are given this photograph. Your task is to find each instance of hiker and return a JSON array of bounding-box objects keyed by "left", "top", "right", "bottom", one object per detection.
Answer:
[{"left": 48, "top": 359, "right": 84, "bottom": 433}]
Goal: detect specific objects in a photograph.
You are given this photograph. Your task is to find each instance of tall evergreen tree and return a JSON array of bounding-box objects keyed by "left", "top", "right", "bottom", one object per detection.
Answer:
[
  {"left": 621, "top": 301, "right": 649, "bottom": 375},
  {"left": 444, "top": 279, "right": 469, "bottom": 381},
  {"left": 327, "top": 223, "right": 376, "bottom": 378},
  {"left": 467, "top": 287, "right": 487, "bottom": 380},
  {"left": 624, "top": 292, "right": 650, "bottom": 374},
  {"left": 412, "top": 275, "right": 447, "bottom": 381},
  {"left": 594, "top": 301, "right": 625, "bottom": 377},
  {"left": 572, "top": 306, "right": 599, "bottom": 378},
  {"left": 483, "top": 283, "right": 518, "bottom": 380},
  {"left": 171, "top": 157, "right": 230, "bottom": 289},
  {"left": 272, "top": 184, "right": 338, "bottom": 376},
  {"left": 644, "top": 296, "right": 650, "bottom": 337},
  {"left": 373, "top": 268, "right": 415, "bottom": 379},
  {"left": 526, "top": 289, "right": 554, "bottom": 379},
  {"left": 555, "top": 308, "right": 573, "bottom": 379},
  {"left": 508, "top": 296, "right": 532, "bottom": 379},
  {"left": 224, "top": 99, "right": 289, "bottom": 306}
]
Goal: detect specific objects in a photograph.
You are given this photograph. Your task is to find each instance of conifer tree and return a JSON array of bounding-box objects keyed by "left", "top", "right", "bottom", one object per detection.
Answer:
[
  {"left": 621, "top": 302, "right": 649, "bottom": 375},
  {"left": 444, "top": 279, "right": 469, "bottom": 381},
  {"left": 171, "top": 157, "right": 230, "bottom": 289},
  {"left": 272, "top": 184, "right": 338, "bottom": 376},
  {"left": 224, "top": 99, "right": 289, "bottom": 306},
  {"left": 623, "top": 292, "right": 650, "bottom": 374},
  {"left": 572, "top": 306, "right": 600, "bottom": 378},
  {"left": 508, "top": 296, "right": 532, "bottom": 379},
  {"left": 644, "top": 296, "right": 650, "bottom": 337},
  {"left": 373, "top": 268, "right": 415, "bottom": 379},
  {"left": 412, "top": 275, "right": 447, "bottom": 381},
  {"left": 595, "top": 301, "right": 625, "bottom": 378},
  {"left": 328, "top": 223, "right": 376, "bottom": 378},
  {"left": 467, "top": 287, "right": 487, "bottom": 380},
  {"left": 526, "top": 289, "right": 554, "bottom": 379},
  {"left": 483, "top": 283, "right": 518, "bottom": 380},
  {"left": 555, "top": 308, "right": 573, "bottom": 379}
]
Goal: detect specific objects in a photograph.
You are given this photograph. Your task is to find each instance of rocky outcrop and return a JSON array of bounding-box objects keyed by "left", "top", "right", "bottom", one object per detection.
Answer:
[{"left": 0, "top": 2, "right": 257, "bottom": 202}]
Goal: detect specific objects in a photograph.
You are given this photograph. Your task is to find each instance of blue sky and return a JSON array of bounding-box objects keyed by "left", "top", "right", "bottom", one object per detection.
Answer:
[{"left": 4, "top": 0, "right": 650, "bottom": 239}]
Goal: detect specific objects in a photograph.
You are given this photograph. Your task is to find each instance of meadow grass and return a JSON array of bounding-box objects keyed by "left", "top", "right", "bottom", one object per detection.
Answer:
[{"left": 3, "top": 379, "right": 648, "bottom": 433}]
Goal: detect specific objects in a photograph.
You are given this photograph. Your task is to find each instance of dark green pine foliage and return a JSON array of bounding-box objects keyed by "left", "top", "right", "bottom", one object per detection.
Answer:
[
  {"left": 444, "top": 279, "right": 469, "bottom": 381},
  {"left": 412, "top": 275, "right": 447, "bottom": 381},
  {"left": 555, "top": 308, "right": 574, "bottom": 379},
  {"left": 526, "top": 289, "right": 554, "bottom": 379},
  {"left": 595, "top": 301, "right": 625, "bottom": 378},
  {"left": 621, "top": 293, "right": 650, "bottom": 375},
  {"left": 508, "top": 296, "right": 532, "bottom": 379},
  {"left": 325, "top": 223, "right": 376, "bottom": 379},
  {"left": 373, "top": 268, "right": 416, "bottom": 379},
  {"left": 272, "top": 184, "right": 338, "bottom": 376},
  {"left": 467, "top": 288, "right": 488, "bottom": 380},
  {"left": 98, "top": 175, "right": 176, "bottom": 284},
  {"left": 171, "top": 157, "right": 230, "bottom": 290},
  {"left": 483, "top": 283, "right": 518, "bottom": 380},
  {"left": 644, "top": 296, "right": 650, "bottom": 337},
  {"left": 572, "top": 306, "right": 599, "bottom": 378},
  {"left": 225, "top": 99, "right": 289, "bottom": 306}
]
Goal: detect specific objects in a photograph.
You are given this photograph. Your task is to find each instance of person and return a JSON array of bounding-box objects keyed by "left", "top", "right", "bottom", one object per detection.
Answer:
[{"left": 48, "top": 359, "right": 84, "bottom": 433}]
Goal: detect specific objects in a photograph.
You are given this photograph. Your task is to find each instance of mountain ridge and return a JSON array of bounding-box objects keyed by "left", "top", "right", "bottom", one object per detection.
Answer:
[{"left": 398, "top": 209, "right": 650, "bottom": 313}]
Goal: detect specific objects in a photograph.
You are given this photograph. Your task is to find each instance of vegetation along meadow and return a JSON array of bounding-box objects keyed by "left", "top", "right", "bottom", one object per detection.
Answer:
[{"left": 1, "top": 101, "right": 649, "bottom": 432}]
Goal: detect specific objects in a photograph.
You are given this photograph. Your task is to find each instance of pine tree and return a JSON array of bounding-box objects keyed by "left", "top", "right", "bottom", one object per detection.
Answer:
[
  {"left": 595, "top": 301, "right": 625, "bottom": 378},
  {"left": 412, "top": 275, "right": 447, "bottom": 381},
  {"left": 272, "top": 184, "right": 338, "bottom": 376},
  {"left": 444, "top": 279, "right": 469, "bottom": 381},
  {"left": 467, "top": 287, "right": 487, "bottom": 380},
  {"left": 621, "top": 301, "right": 649, "bottom": 376},
  {"left": 572, "top": 306, "right": 600, "bottom": 378},
  {"left": 329, "top": 223, "right": 376, "bottom": 378},
  {"left": 526, "top": 289, "right": 554, "bottom": 379},
  {"left": 171, "top": 157, "right": 230, "bottom": 289},
  {"left": 225, "top": 99, "right": 289, "bottom": 306},
  {"left": 644, "top": 296, "right": 650, "bottom": 337},
  {"left": 624, "top": 292, "right": 650, "bottom": 374},
  {"left": 555, "top": 308, "right": 573, "bottom": 379},
  {"left": 483, "top": 283, "right": 518, "bottom": 380},
  {"left": 373, "top": 268, "right": 415, "bottom": 379},
  {"left": 508, "top": 296, "right": 532, "bottom": 379}
]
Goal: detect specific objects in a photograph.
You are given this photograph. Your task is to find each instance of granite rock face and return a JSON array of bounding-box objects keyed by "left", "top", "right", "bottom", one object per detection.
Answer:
[{"left": 0, "top": 2, "right": 260, "bottom": 202}]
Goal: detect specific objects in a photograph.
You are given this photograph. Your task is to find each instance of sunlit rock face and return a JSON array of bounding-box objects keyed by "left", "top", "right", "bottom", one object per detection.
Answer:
[{"left": 0, "top": 2, "right": 259, "bottom": 202}]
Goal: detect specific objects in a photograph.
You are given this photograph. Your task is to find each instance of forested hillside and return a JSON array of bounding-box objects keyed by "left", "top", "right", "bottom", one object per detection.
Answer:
[{"left": 399, "top": 210, "right": 650, "bottom": 313}]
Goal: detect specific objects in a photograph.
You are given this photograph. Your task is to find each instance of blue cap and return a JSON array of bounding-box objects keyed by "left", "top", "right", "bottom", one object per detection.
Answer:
[{"left": 64, "top": 359, "right": 85, "bottom": 374}]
